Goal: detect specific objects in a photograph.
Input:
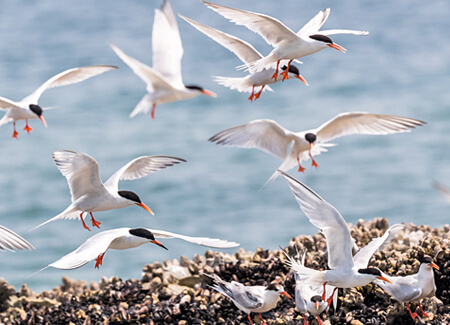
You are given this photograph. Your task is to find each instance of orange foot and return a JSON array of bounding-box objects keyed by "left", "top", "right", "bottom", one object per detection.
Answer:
[
  {"left": 90, "top": 212, "right": 101, "bottom": 228},
  {"left": 80, "top": 213, "right": 91, "bottom": 231},
  {"left": 311, "top": 159, "right": 319, "bottom": 168},
  {"left": 419, "top": 304, "right": 431, "bottom": 318},
  {"left": 326, "top": 287, "right": 337, "bottom": 306},
  {"left": 13, "top": 130, "right": 19, "bottom": 139},
  {"left": 248, "top": 93, "right": 254, "bottom": 102},
  {"left": 23, "top": 123, "right": 33, "bottom": 134},
  {"left": 281, "top": 70, "right": 289, "bottom": 81},
  {"left": 407, "top": 304, "right": 419, "bottom": 320},
  {"left": 298, "top": 165, "right": 305, "bottom": 173},
  {"left": 271, "top": 71, "right": 278, "bottom": 80},
  {"left": 95, "top": 252, "right": 106, "bottom": 269}
]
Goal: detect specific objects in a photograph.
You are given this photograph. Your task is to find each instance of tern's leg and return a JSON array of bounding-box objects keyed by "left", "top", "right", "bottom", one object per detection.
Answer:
[
  {"left": 90, "top": 212, "right": 101, "bottom": 228},
  {"left": 23, "top": 120, "right": 33, "bottom": 133},
  {"left": 254, "top": 85, "right": 265, "bottom": 100},
  {"left": 281, "top": 59, "right": 293, "bottom": 81},
  {"left": 95, "top": 251, "right": 106, "bottom": 269},
  {"left": 302, "top": 314, "right": 310, "bottom": 325},
  {"left": 80, "top": 213, "right": 91, "bottom": 231},
  {"left": 151, "top": 104, "right": 157, "bottom": 120},
  {"left": 321, "top": 282, "right": 327, "bottom": 301},
  {"left": 271, "top": 60, "right": 280, "bottom": 80},
  {"left": 407, "top": 303, "right": 419, "bottom": 320},
  {"left": 12, "top": 122, "right": 19, "bottom": 139},
  {"left": 248, "top": 86, "right": 255, "bottom": 102},
  {"left": 247, "top": 314, "right": 254, "bottom": 325},
  {"left": 418, "top": 302, "right": 431, "bottom": 318},
  {"left": 316, "top": 315, "right": 323, "bottom": 325},
  {"left": 258, "top": 313, "right": 267, "bottom": 325},
  {"left": 326, "top": 287, "right": 338, "bottom": 306},
  {"left": 297, "top": 157, "right": 306, "bottom": 173},
  {"left": 309, "top": 151, "right": 319, "bottom": 168}
]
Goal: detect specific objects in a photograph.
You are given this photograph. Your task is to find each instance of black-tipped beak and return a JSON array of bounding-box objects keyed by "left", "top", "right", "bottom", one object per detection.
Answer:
[{"left": 151, "top": 239, "right": 168, "bottom": 250}]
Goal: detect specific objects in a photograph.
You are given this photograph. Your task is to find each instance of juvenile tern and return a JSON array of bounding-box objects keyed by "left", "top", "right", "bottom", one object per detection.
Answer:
[
  {"left": 0, "top": 225, "right": 34, "bottom": 252},
  {"left": 0, "top": 65, "right": 117, "bottom": 138},
  {"left": 202, "top": 2, "right": 368, "bottom": 79},
  {"left": 43, "top": 227, "right": 239, "bottom": 270},
  {"left": 374, "top": 256, "right": 439, "bottom": 320},
  {"left": 111, "top": 0, "right": 216, "bottom": 120},
  {"left": 179, "top": 15, "right": 308, "bottom": 101},
  {"left": 32, "top": 150, "right": 185, "bottom": 231},
  {"left": 209, "top": 113, "right": 425, "bottom": 182},
  {"left": 206, "top": 273, "right": 291, "bottom": 325}
]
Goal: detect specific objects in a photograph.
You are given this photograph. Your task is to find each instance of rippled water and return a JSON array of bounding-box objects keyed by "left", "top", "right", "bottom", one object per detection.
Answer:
[{"left": 0, "top": 0, "right": 448, "bottom": 292}]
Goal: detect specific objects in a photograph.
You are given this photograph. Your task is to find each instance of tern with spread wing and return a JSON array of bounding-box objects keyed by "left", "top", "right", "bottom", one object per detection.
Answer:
[
  {"left": 43, "top": 227, "right": 239, "bottom": 270},
  {"left": 179, "top": 15, "right": 308, "bottom": 102},
  {"left": 209, "top": 113, "right": 425, "bottom": 182},
  {"left": 32, "top": 150, "right": 186, "bottom": 231},
  {"left": 202, "top": 2, "right": 368, "bottom": 80},
  {"left": 0, "top": 65, "right": 117, "bottom": 138},
  {"left": 206, "top": 274, "right": 291, "bottom": 325},
  {"left": 111, "top": 0, "right": 216, "bottom": 120},
  {"left": 374, "top": 256, "right": 439, "bottom": 320},
  {"left": 0, "top": 225, "right": 34, "bottom": 252},
  {"left": 279, "top": 171, "right": 393, "bottom": 302}
]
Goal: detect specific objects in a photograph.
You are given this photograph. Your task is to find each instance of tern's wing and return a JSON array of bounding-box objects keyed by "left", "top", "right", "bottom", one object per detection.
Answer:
[
  {"left": 49, "top": 229, "right": 127, "bottom": 270},
  {"left": 152, "top": 0, "right": 184, "bottom": 88},
  {"left": 21, "top": 65, "right": 117, "bottom": 105},
  {"left": 320, "top": 29, "right": 369, "bottom": 36},
  {"left": 202, "top": 1, "right": 299, "bottom": 47},
  {"left": 315, "top": 112, "right": 425, "bottom": 143},
  {"left": 434, "top": 182, "right": 450, "bottom": 203},
  {"left": 53, "top": 150, "right": 106, "bottom": 202},
  {"left": 353, "top": 224, "right": 404, "bottom": 269},
  {"left": 0, "top": 97, "right": 21, "bottom": 110},
  {"left": 0, "top": 225, "right": 34, "bottom": 252},
  {"left": 148, "top": 229, "right": 239, "bottom": 248},
  {"left": 279, "top": 171, "right": 354, "bottom": 269},
  {"left": 104, "top": 156, "right": 186, "bottom": 193},
  {"left": 374, "top": 273, "right": 421, "bottom": 302},
  {"left": 297, "top": 8, "right": 330, "bottom": 36},
  {"left": 180, "top": 15, "right": 263, "bottom": 68},
  {"left": 111, "top": 44, "right": 175, "bottom": 93},
  {"left": 209, "top": 119, "right": 295, "bottom": 160}
]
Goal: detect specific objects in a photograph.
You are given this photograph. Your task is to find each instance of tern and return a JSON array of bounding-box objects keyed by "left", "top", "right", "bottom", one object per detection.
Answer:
[
  {"left": 0, "top": 225, "right": 34, "bottom": 252},
  {"left": 279, "top": 171, "right": 394, "bottom": 302},
  {"left": 209, "top": 113, "right": 425, "bottom": 182},
  {"left": 206, "top": 273, "right": 292, "bottom": 325},
  {"left": 111, "top": 0, "right": 216, "bottom": 120},
  {"left": 433, "top": 181, "right": 450, "bottom": 203},
  {"left": 374, "top": 256, "right": 439, "bottom": 320},
  {"left": 41, "top": 227, "right": 239, "bottom": 270},
  {"left": 201, "top": 2, "right": 368, "bottom": 79},
  {"left": 179, "top": 15, "right": 308, "bottom": 102},
  {"left": 0, "top": 65, "right": 117, "bottom": 138},
  {"left": 32, "top": 150, "right": 186, "bottom": 231}
]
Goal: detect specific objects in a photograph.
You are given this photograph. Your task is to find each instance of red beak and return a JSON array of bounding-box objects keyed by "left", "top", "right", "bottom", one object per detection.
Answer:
[
  {"left": 281, "top": 291, "right": 293, "bottom": 299},
  {"left": 296, "top": 75, "right": 309, "bottom": 86},
  {"left": 202, "top": 89, "right": 217, "bottom": 97},
  {"left": 39, "top": 116, "right": 47, "bottom": 128},
  {"left": 377, "top": 276, "right": 393, "bottom": 284},
  {"left": 138, "top": 202, "right": 154, "bottom": 215},
  {"left": 151, "top": 239, "right": 168, "bottom": 250},
  {"left": 328, "top": 43, "right": 347, "bottom": 53},
  {"left": 430, "top": 262, "right": 439, "bottom": 270}
]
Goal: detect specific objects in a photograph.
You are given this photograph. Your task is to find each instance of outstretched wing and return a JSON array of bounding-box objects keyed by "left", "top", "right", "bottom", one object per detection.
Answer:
[
  {"left": 297, "top": 8, "right": 330, "bottom": 36},
  {"left": 149, "top": 228, "right": 239, "bottom": 248},
  {"left": 0, "top": 96, "right": 21, "bottom": 110},
  {"left": 0, "top": 225, "right": 34, "bottom": 252}
]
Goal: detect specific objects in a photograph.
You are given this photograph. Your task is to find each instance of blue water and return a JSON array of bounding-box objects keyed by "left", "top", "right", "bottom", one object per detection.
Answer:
[{"left": 0, "top": 0, "right": 448, "bottom": 293}]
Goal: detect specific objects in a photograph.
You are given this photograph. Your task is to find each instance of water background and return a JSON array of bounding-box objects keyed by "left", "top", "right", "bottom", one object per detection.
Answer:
[{"left": 0, "top": 0, "right": 448, "bottom": 292}]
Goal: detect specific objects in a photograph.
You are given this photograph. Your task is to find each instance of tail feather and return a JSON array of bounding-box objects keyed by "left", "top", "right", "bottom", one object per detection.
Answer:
[
  {"left": 30, "top": 208, "right": 83, "bottom": 232},
  {"left": 130, "top": 93, "right": 152, "bottom": 118}
]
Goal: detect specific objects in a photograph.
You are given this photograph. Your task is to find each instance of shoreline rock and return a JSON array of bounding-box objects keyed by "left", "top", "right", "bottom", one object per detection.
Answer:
[{"left": 1, "top": 218, "right": 449, "bottom": 324}]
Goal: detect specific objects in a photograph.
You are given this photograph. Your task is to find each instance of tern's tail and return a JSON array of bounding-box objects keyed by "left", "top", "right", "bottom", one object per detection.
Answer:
[
  {"left": 130, "top": 93, "right": 152, "bottom": 118},
  {"left": 30, "top": 208, "right": 82, "bottom": 232},
  {"left": 214, "top": 76, "right": 273, "bottom": 94}
]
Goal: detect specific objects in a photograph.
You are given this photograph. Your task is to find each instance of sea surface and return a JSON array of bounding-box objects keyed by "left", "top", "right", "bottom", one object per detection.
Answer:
[{"left": 0, "top": 0, "right": 448, "bottom": 293}]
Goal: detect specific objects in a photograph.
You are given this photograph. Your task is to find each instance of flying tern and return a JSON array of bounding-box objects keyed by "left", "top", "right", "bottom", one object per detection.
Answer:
[{"left": 0, "top": 225, "right": 34, "bottom": 252}]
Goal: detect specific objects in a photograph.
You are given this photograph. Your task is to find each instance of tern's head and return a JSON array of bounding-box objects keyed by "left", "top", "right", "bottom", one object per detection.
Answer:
[
  {"left": 118, "top": 190, "right": 154, "bottom": 215},
  {"left": 280, "top": 65, "right": 308, "bottom": 86},
  {"left": 311, "top": 295, "right": 322, "bottom": 309},
  {"left": 422, "top": 255, "right": 439, "bottom": 270},
  {"left": 309, "top": 34, "right": 346, "bottom": 53},
  {"left": 266, "top": 283, "right": 292, "bottom": 299},
  {"left": 185, "top": 84, "right": 217, "bottom": 98},
  {"left": 129, "top": 228, "right": 168, "bottom": 250},
  {"left": 29, "top": 104, "right": 47, "bottom": 127},
  {"left": 305, "top": 133, "right": 317, "bottom": 144},
  {"left": 358, "top": 267, "right": 393, "bottom": 284}
]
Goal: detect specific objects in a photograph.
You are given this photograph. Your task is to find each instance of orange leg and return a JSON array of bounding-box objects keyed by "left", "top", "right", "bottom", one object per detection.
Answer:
[
  {"left": 95, "top": 251, "right": 106, "bottom": 269},
  {"left": 309, "top": 151, "right": 319, "bottom": 168},
  {"left": 12, "top": 122, "right": 19, "bottom": 139},
  {"left": 248, "top": 86, "right": 255, "bottom": 102},
  {"left": 316, "top": 315, "right": 323, "bottom": 325},
  {"left": 90, "top": 212, "right": 101, "bottom": 228},
  {"left": 297, "top": 157, "right": 306, "bottom": 173},
  {"left": 326, "top": 287, "right": 338, "bottom": 306},
  {"left": 23, "top": 120, "right": 33, "bottom": 133},
  {"left": 280, "top": 59, "right": 293, "bottom": 81},
  {"left": 271, "top": 60, "right": 280, "bottom": 80},
  {"left": 247, "top": 314, "right": 254, "bottom": 325},
  {"left": 302, "top": 314, "right": 310, "bottom": 325},
  {"left": 259, "top": 313, "right": 267, "bottom": 325},
  {"left": 407, "top": 303, "right": 419, "bottom": 320},
  {"left": 254, "top": 85, "right": 265, "bottom": 100},
  {"left": 80, "top": 213, "right": 91, "bottom": 231},
  {"left": 151, "top": 104, "right": 157, "bottom": 120},
  {"left": 321, "top": 282, "right": 327, "bottom": 301},
  {"left": 418, "top": 302, "right": 431, "bottom": 318}
]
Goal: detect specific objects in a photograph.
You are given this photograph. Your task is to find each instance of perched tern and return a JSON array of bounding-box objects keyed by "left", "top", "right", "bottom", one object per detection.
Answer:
[
  {"left": 42, "top": 227, "right": 239, "bottom": 270},
  {"left": 374, "top": 256, "right": 439, "bottom": 320},
  {"left": 0, "top": 225, "right": 34, "bottom": 252},
  {"left": 111, "top": 0, "right": 216, "bottom": 120},
  {"left": 209, "top": 113, "right": 425, "bottom": 182},
  {"left": 202, "top": 2, "right": 368, "bottom": 79},
  {"left": 179, "top": 15, "right": 308, "bottom": 102},
  {"left": 206, "top": 273, "right": 292, "bottom": 325},
  {"left": 0, "top": 65, "right": 117, "bottom": 138},
  {"left": 279, "top": 171, "right": 393, "bottom": 302},
  {"left": 32, "top": 150, "right": 186, "bottom": 231}
]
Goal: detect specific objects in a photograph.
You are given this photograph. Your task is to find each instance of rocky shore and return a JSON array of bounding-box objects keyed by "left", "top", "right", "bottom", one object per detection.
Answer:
[{"left": 1, "top": 218, "right": 449, "bottom": 325}]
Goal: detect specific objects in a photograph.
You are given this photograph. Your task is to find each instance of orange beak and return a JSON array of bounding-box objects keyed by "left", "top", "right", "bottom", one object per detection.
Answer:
[
  {"left": 296, "top": 75, "right": 309, "bottom": 86},
  {"left": 309, "top": 142, "right": 314, "bottom": 151},
  {"left": 281, "top": 291, "right": 293, "bottom": 299},
  {"left": 315, "top": 301, "right": 320, "bottom": 309},
  {"left": 377, "top": 276, "right": 393, "bottom": 284},
  {"left": 39, "top": 116, "right": 47, "bottom": 128},
  {"left": 138, "top": 202, "right": 154, "bottom": 215},
  {"left": 202, "top": 89, "right": 217, "bottom": 97},
  {"left": 151, "top": 239, "right": 168, "bottom": 250},
  {"left": 430, "top": 262, "right": 439, "bottom": 270},
  {"left": 328, "top": 43, "right": 347, "bottom": 53}
]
